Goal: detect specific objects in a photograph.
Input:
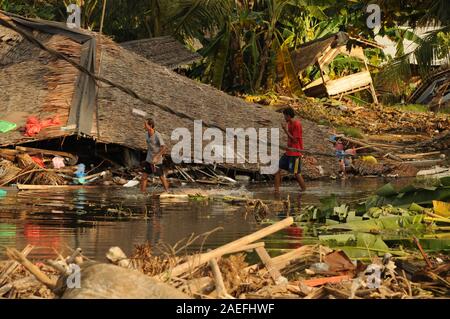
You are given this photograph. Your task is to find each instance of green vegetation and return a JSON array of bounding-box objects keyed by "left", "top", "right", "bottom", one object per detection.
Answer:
[
  {"left": 291, "top": 177, "right": 450, "bottom": 258},
  {"left": 0, "top": 0, "right": 448, "bottom": 102}
]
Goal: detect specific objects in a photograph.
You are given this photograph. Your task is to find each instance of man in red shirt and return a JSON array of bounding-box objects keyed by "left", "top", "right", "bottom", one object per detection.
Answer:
[{"left": 274, "top": 107, "right": 306, "bottom": 193}]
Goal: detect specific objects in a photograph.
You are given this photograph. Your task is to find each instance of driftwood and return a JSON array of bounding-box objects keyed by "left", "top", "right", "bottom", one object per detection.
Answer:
[
  {"left": 0, "top": 244, "right": 33, "bottom": 286},
  {"left": 245, "top": 245, "right": 317, "bottom": 274},
  {"left": 406, "top": 159, "right": 445, "bottom": 168},
  {"left": 397, "top": 151, "right": 442, "bottom": 159},
  {"left": 5, "top": 248, "right": 57, "bottom": 289},
  {"left": 255, "top": 247, "right": 287, "bottom": 284},
  {"left": 156, "top": 217, "right": 294, "bottom": 280},
  {"left": 339, "top": 136, "right": 403, "bottom": 161},
  {"left": 209, "top": 258, "right": 233, "bottom": 299},
  {"left": 267, "top": 245, "right": 316, "bottom": 271}
]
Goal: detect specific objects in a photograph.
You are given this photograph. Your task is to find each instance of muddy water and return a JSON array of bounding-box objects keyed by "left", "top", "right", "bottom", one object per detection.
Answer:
[{"left": 0, "top": 178, "right": 413, "bottom": 261}]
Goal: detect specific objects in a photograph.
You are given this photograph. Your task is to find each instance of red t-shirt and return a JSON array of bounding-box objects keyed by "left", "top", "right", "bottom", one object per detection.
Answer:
[{"left": 286, "top": 120, "right": 303, "bottom": 156}]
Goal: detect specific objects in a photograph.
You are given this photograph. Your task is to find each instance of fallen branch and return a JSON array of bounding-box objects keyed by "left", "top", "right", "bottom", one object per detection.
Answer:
[
  {"left": 0, "top": 245, "right": 33, "bottom": 286},
  {"left": 5, "top": 248, "right": 57, "bottom": 289},
  {"left": 412, "top": 237, "right": 433, "bottom": 268}
]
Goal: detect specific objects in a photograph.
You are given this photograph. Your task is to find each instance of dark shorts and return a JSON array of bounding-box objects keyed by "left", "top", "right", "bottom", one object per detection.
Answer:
[
  {"left": 279, "top": 155, "right": 302, "bottom": 174},
  {"left": 142, "top": 162, "right": 164, "bottom": 177}
]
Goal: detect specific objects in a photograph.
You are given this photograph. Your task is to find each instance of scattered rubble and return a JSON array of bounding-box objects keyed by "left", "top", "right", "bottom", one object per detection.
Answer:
[{"left": 1, "top": 177, "right": 448, "bottom": 299}]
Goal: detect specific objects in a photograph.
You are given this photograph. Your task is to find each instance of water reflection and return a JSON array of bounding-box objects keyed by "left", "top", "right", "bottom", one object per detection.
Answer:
[{"left": 0, "top": 178, "right": 413, "bottom": 260}]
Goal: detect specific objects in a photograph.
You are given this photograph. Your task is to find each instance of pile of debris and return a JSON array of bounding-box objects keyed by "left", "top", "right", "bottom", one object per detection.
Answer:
[
  {"left": 289, "top": 97, "right": 450, "bottom": 136},
  {"left": 0, "top": 146, "right": 114, "bottom": 187},
  {"left": 1, "top": 177, "right": 449, "bottom": 299},
  {"left": 0, "top": 12, "right": 338, "bottom": 182},
  {"left": 1, "top": 215, "right": 448, "bottom": 299}
]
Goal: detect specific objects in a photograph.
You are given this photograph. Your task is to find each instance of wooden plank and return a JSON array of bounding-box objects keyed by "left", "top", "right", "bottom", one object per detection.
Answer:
[
  {"left": 407, "top": 159, "right": 445, "bottom": 167},
  {"left": 397, "top": 151, "right": 442, "bottom": 159},
  {"left": 0, "top": 245, "right": 33, "bottom": 286},
  {"left": 325, "top": 71, "right": 373, "bottom": 96},
  {"left": 255, "top": 247, "right": 287, "bottom": 284},
  {"left": 16, "top": 184, "right": 107, "bottom": 191},
  {"left": 209, "top": 258, "right": 230, "bottom": 299},
  {"left": 155, "top": 217, "right": 294, "bottom": 280},
  {"left": 245, "top": 245, "right": 316, "bottom": 273}
]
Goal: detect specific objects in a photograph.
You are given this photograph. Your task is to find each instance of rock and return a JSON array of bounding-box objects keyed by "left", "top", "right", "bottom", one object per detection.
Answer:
[{"left": 61, "top": 263, "right": 190, "bottom": 299}]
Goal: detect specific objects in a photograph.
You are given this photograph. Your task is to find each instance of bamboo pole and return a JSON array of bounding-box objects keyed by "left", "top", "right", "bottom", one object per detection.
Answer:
[
  {"left": 156, "top": 217, "right": 293, "bottom": 280},
  {"left": 255, "top": 246, "right": 287, "bottom": 284},
  {"left": 208, "top": 258, "right": 229, "bottom": 299}
]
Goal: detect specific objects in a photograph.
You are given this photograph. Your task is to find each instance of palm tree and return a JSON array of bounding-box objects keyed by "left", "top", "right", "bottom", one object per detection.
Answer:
[{"left": 375, "top": 0, "right": 450, "bottom": 92}]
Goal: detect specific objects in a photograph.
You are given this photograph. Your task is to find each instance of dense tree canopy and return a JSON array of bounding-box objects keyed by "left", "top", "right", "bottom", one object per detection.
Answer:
[{"left": 0, "top": 0, "right": 448, "bottom": 101}]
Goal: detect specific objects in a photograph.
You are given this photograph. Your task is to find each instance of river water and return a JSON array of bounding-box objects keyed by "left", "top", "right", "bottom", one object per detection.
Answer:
[{"left": 0, "top": 178, "right": 413, "bottom": 261}]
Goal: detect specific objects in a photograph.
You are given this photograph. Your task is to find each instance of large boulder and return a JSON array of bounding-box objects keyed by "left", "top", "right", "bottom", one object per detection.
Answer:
[{"left": 61, "top": 263, "right": 190, "bottom": 299}]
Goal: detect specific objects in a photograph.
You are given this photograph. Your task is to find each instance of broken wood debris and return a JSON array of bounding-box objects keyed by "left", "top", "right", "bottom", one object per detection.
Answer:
[{"left": 1, "top": 216, "right": 448, "bottom": 299}]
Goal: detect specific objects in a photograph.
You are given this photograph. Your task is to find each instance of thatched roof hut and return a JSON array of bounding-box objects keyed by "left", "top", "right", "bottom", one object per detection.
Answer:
[
  {"left": 0, "top": 12, "right": 337, "bottom": 176},
  {"left": 120, "top": 36, "right": 201, "bottom": 70}
]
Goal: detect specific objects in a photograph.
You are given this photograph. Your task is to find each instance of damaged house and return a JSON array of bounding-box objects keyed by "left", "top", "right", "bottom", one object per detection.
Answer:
[
  {"left": 0, "top": 12, "right": 337, "bottom": 186},
  {"left": 291, "top": 32, "right": 381, "bottom": 104}
]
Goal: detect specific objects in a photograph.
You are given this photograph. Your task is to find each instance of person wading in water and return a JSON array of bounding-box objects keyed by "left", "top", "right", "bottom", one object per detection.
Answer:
[
  {"left": 274, "top": 107, "right": 306, "bottom": 194},
  {"left": 141, "top": 118, "right": 170, "bottom": 193}
]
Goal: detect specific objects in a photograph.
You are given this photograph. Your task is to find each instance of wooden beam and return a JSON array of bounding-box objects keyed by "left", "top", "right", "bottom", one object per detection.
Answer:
[
  {"left": 255, "top": 247, "right": 287, "bottom": 284},
  {"left": 155, "top": 217, "right": 294, "bottom": 280},
  {"left": 209, "top": 258, "right": 232, "bottom": 299}
]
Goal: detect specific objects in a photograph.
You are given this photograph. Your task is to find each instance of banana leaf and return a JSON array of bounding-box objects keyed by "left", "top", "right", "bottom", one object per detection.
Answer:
[
  {"left": 318, "top": 233, "right": 404, "bottom": 258},
  {"left": 366, "top": 187, "right": 450, "bottom": 209},
  {"left": 322, "top": 215, "right": 426, "bottom": 233},
  {"left": 376, "top": 183, "right": 398, "bottom": 196},
  {"left": 276, "top": 39, "right": 303, "bottom": 96},
  {"left": 441, "top": 176, "right": 450, "bottom": 186},
  {"left": 418, "top": 239, "right": 450, "bottom": 252}
]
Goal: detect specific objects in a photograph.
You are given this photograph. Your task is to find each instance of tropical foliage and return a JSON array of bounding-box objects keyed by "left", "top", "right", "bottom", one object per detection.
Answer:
[{"left": 0, "top": 0, "right": 448, "bottom": 99}]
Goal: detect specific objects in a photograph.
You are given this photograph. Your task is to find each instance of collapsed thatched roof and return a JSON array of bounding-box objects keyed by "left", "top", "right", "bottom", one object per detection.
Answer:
[
  {"left": 291, "top": 32, "right": 381, "bottom": 73},
  {"left": 0, "top": 12, "right": 337, "bottom": 175},
  {"left": 120, "top": 36, "right": 201, "bottom": 70}
]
